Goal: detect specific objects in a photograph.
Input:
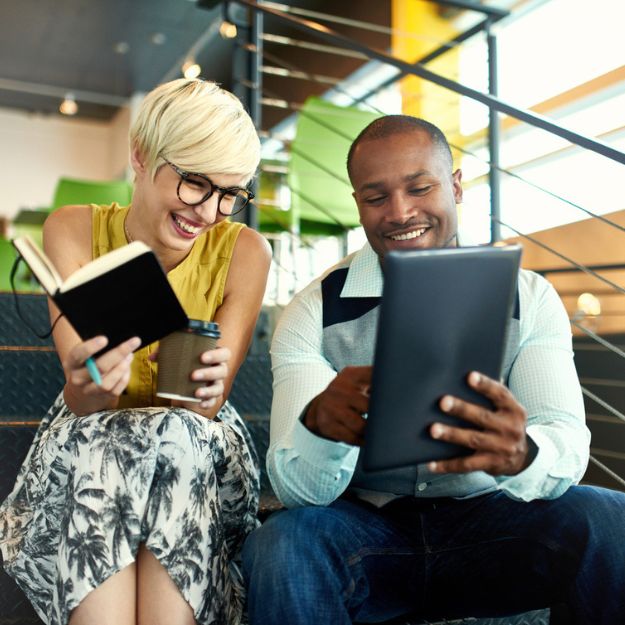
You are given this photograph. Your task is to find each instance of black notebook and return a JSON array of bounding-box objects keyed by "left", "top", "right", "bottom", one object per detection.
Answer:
[
  {"left": 363, "top": 245, "right": 522, "bottom": 472},
  {"left": 12, "top": 235, "right": 189, "bottom": 350}
]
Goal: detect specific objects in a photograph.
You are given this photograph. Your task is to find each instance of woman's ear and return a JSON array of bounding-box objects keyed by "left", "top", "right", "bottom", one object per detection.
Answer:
[{"left": 130, "top": 146, "right": 146, "bottom": 175}]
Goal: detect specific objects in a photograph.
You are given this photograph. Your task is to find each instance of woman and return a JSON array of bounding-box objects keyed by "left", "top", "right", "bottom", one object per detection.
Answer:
[{"left": 0, "top": 78, "right": 271, "bottom": 625}]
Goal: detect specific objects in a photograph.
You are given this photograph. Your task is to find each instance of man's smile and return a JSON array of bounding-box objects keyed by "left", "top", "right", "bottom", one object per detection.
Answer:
[{"left": 386, "top": 227, "right": 429, "bottom": 241}]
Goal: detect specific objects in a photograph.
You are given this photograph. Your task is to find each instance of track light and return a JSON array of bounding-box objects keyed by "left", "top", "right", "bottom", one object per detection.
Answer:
[
  {"left": 220, "top": 2, "right": 237, "bottom": 39},
  {"left": 59, "top": 93, "right": 78, "bottom": 116},
  {"left": 182, "top": 60, "right": 202, "bottom": 79},
  {"left": 219, "top": 20, "right": 237, "bottom": 39}
]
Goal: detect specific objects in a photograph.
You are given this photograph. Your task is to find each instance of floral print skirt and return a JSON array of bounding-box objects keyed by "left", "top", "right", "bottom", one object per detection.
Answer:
[{"left": 0, "top": 393, "right": 260, "bottom": 625}]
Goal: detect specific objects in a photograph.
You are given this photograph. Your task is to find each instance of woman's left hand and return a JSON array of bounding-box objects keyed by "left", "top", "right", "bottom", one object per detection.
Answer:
[{"left": 182, "top": 346, "right": 231, "bottom": 414}]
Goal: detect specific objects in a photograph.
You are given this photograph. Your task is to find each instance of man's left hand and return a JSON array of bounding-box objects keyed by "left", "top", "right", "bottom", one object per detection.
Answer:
[{"left": 428, "top": 371, "right": 532, "bottom": 476}]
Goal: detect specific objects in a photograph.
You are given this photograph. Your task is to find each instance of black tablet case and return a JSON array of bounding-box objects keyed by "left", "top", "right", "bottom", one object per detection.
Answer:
[{"left": 363, "top": 245, "right": 522, "bottom": 471}]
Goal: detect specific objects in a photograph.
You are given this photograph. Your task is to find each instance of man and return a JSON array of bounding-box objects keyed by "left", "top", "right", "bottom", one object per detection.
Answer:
[{"left": 242, "top": 116, "right": 625, "bottom": 624}]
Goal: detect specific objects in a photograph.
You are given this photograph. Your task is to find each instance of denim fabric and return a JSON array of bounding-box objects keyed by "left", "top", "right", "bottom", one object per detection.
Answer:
[{"left": 242, "top": 485, "right": 625, "bottom": 624}]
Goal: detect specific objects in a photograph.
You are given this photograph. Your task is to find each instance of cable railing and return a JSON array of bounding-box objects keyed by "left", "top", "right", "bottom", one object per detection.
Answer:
[{"left": 212, "top": 0, "right": 625, "bottom": 492}]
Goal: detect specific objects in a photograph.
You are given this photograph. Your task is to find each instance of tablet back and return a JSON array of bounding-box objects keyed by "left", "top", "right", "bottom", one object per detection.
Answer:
[{"left": 363, "top": 245, "right": 522, "bottom": 471}]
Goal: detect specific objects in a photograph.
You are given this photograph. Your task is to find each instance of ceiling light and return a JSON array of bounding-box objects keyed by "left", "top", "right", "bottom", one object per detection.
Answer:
[
  {"left": 182, "top": 60, "right": 202, "bottom": 79},
  {"left": 114, "top": 41, "right": 130, "bottom": 54},
  {"left": 59, "top": 93, "right": 78, "bottom": 116},
  {"left": 219, "top": 21, "right": 237, "bottom": 39}
]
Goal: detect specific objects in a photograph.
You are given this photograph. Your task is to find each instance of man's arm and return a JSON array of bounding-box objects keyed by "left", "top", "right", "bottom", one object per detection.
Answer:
[
  {"left": 267, "top": 284, "right": 362, "bottom": 508},
  {"left": 495, "top": 277, "right": 589, "bottom": 500}
]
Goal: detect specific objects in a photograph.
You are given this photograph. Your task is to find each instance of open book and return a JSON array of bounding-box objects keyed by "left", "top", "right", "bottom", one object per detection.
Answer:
[{"left": 12, "top": 235, "right": 189, "bottom": 350}]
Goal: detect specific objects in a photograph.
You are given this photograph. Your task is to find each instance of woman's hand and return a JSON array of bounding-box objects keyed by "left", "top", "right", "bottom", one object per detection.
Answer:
[
  {"left": 175, "top": 346, "right": 231, "bottom": 416},
  {"left": 63, "top": 335, "right": 141, "bottom": 416}
]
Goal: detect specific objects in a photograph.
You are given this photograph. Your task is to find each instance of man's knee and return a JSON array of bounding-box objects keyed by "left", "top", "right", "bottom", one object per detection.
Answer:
[
  {"left": 562, "top": 485, "right": 625, "bottom": 530},
  {"left": 536, "top": 485, "right": 625, "bottom": 554},
  {"left": 242, "top": 506, "right": 345, "bottom": 581}
]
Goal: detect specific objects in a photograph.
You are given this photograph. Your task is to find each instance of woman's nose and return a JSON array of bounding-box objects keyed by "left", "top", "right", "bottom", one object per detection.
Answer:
[{"left": 193, "top": 193, "right": 220, "bottom": 223}]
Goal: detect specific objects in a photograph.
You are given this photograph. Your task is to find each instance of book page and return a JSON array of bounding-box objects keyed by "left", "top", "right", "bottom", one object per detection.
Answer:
[
  {"left": 61, "top": 240, "right": 152, "bottom": 292},
  {"left": 12, "top": 235, "right": 63, "bottom": 295}
]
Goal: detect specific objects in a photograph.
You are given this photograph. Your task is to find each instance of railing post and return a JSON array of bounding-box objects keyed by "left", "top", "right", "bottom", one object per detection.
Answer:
[
  {"left": 486, "top": 18, "right": 501, "bottom": 243},
  {"left": 230, "top": 2, "right": 261, "bottom": 230}
]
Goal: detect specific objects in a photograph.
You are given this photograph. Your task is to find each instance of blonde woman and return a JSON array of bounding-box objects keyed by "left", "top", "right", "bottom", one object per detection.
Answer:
[{"left": 0, "top": 79, "right": 271, "bottom": 625}]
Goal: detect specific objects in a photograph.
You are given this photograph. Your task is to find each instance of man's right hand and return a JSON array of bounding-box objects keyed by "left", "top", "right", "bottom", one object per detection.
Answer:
[{"left": 304, "top": 366, "right": 372, "bottom": 446}]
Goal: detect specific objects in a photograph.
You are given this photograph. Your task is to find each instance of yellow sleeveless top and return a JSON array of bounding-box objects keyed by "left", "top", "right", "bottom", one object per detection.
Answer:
[{"left": 91, "top": 203, "right": 245, "bottom": 407}]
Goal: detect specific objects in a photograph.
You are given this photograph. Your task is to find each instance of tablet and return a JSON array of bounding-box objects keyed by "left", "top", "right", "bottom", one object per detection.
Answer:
[{"left": 363, "top": 245, "right": 522, "bottom": 472}]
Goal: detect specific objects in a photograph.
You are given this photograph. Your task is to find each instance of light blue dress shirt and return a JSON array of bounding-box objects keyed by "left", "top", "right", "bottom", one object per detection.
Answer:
[{"left": 268, "top": 243, "right": 590, "bottom": 509}]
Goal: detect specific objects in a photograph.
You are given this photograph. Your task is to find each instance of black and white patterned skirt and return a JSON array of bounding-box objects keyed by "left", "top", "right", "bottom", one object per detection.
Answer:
[{"left": 0, "top": 393, "right": 260, "bottom": 625}]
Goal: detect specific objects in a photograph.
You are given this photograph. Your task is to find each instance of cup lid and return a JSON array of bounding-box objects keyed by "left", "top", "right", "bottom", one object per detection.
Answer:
[{"left": 187, "top": 319, "right": 220, "bottom": 337}]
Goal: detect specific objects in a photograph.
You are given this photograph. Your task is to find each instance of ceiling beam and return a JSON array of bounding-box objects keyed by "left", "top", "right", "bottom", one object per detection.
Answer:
[{"left": 0, "top": 77, "right": 127, "bottom": 107}]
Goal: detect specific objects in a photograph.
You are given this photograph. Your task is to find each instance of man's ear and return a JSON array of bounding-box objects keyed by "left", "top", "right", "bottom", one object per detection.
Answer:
[
  {"left": 452, "top": 169, "right": 463, "bottom": 204},
  {"left": 130, "top": 145, "right": 147, "bottom": 175}
]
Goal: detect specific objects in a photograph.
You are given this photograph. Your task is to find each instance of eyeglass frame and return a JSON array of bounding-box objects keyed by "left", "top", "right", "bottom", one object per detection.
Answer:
[{"left": 164, "top": 159, "right": 254, "bottom": 216}]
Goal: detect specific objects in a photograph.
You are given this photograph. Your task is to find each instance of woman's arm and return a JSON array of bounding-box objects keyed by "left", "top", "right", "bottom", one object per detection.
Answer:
[
  {"left": 43, "top": 206, "right": 139, "bottom": 416},
  {"left": 179, "top": 226, "right": 272, "bottom": 419}
]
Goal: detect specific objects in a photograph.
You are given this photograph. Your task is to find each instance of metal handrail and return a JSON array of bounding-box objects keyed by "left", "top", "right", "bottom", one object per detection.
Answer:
[
  {"left": 236, "top": 0, "right": 625, "bottom": 167},
  {"left": 224, "top": 0, "right": 625, "bottom": 490}
]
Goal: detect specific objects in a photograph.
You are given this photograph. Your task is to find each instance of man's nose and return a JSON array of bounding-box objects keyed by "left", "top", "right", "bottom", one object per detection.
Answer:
[{"left": 387, "top": 192, "right": 415, "bottom": 222}]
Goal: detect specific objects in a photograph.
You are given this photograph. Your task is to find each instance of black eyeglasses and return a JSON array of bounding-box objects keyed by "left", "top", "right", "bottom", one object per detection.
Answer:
[{"left": 165, "top": 160, "right": 254, "bottom": 216}]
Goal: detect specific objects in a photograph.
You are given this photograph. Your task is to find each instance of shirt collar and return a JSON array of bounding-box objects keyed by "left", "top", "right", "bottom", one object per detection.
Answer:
[{"left": 341, "top": 242, "right": 383, "bottom": 298}]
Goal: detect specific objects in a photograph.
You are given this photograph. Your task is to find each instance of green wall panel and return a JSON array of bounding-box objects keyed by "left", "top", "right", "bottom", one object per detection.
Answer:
[{"left": 288, "top": 97, "right": 379, "bottom": 232}]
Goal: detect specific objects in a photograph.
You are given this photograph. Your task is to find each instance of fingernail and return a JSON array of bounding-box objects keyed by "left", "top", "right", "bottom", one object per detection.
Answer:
[
  {"left": 469, "top": 371, "right": 481, "bottom": 385},
  {"left": 428, "top": 462, "right": 438, "bottom": 472},
  {"left": 431, "top": 424, "right": 444, "bottom": 438},
  {"left": 440, "top": 396, "right": 454, "bottom": 411}
]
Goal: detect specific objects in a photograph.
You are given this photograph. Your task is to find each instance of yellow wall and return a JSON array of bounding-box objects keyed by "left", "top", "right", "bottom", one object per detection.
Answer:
[
  {"left": 391, "top": 0, "right": 461, "bottom": 144},
  {"left": 391, "top": 0, "right": 466, "bottom": 231}
]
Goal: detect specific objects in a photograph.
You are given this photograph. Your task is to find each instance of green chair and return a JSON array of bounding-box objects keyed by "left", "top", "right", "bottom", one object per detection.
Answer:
[
  {"left": 288, "top": 97, "right": 379, "bottom": 236},
  {"left": 0, "top": 238, "right": 16, "bottom": 290},
  {"left": 51, "top": 177, "right": 133, "bottom": 211},
  {"left": 0, "top": 238, "right": 41, "bottom": 293}
]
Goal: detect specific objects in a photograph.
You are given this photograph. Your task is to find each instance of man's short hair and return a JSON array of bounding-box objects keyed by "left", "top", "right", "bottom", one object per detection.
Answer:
[
  {"left": 130, "top": 78, "right": 260, "bottom": 184},
  {"left": 347, "top": 115, "right": 453, "bottom": 183}
]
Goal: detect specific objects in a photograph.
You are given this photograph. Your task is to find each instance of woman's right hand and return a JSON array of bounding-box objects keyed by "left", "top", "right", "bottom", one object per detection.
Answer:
[{"left": 62, "top": 335, "right": 141, "bottom": 416}]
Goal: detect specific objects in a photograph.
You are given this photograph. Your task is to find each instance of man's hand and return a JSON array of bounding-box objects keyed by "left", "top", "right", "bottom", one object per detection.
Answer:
[
  {"left": 428, "top": 371, "right": 533, "bottom": 476},
  {"left": 304, "top": 366, "right": 372, "bottom": 446}
]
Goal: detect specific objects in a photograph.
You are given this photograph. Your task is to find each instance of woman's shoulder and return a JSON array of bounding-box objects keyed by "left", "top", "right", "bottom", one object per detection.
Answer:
[
  {"left": 234, "top": 224, "right": 272, "bottom": 256},
  {"left": 42, "top": 205, "right": 93, "bottom": 272},
  {"left": 43, "top": 205, "right": 92, "bottom": 246}
]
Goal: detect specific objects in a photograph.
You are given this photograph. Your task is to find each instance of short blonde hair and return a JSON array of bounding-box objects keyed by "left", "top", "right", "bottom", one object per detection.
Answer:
[{"left": 130, "top": 78, "right": 260, "bottom": 184}]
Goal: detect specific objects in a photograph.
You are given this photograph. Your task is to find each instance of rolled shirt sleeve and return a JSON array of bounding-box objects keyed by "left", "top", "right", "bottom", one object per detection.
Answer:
[{"left": 496, "top": 273, "right": 590, "bottom": 501}]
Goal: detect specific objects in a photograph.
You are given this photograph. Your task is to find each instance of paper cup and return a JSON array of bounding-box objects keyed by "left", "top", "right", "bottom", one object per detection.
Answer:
[{"left": 156, "top": 320, "right": 220, "bottom": 402}]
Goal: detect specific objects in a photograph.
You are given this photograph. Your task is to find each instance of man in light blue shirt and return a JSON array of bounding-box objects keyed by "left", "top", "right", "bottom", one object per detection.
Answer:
[{"left": 243, "top": 116, "right": 625, "bottom": 624}]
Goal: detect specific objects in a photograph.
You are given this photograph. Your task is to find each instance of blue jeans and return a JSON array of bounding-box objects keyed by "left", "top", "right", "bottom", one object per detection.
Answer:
[{"left": 242, "top": 486, "right": 625, "bottom": 624}]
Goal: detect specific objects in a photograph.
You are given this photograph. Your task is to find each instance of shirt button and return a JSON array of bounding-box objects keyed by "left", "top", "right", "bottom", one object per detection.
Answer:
[{"left": 417, "top": 482, "right": 428, "bottom": 492}]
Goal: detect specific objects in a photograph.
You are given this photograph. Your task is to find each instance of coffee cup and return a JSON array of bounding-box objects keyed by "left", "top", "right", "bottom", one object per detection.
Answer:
[{"left": 156, "top": 319, "right": 221, "bottom": 402}]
